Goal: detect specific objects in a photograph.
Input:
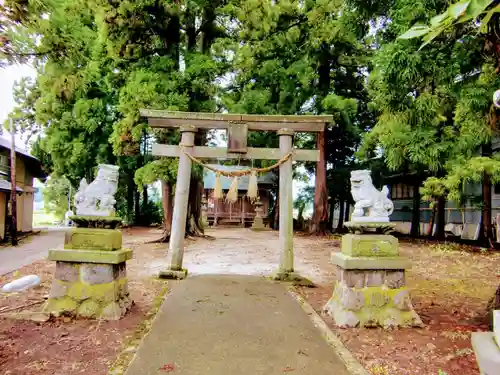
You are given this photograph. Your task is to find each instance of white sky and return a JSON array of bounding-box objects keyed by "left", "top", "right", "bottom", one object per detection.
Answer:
[{"left": 0, "top": 63, "right": 37, "bottom": 150}]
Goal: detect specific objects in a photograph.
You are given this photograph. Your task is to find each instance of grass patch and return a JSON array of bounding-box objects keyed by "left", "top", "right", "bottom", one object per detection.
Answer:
[
  {"left": 108, "top": 282, "right": 169, "bottom": 375},
  {"left": 33, "top": 211, "right": 60, "bottom": 226}
]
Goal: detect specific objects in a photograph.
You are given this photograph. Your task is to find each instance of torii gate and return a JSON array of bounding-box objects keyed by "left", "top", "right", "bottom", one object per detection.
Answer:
[{"left": 140, "top": 110, "right": 333, "bottom": 281}]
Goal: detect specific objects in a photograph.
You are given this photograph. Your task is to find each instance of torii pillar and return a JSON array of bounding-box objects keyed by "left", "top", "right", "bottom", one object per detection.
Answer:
[
  {"left": 159, "top": 125, "right": 196, "bottom": 280},
  {"left": 277, "top": 129, "right": 294, "bottom": 276}
]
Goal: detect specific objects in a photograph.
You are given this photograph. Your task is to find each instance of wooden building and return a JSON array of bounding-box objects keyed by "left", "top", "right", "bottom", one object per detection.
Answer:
[
  {"left": 0, "top": 138, "right": 47, "bottom": 240},
  {"left": 203, "top": 165, "right": 275, "bottom": 226}
]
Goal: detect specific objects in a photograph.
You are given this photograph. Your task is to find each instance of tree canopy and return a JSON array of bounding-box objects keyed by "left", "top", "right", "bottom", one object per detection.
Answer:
[{"left": 4, "top": 0, "right": 500, "bottom": 241}]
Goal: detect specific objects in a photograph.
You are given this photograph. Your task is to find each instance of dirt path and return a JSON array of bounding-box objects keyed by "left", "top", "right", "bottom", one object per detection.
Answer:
[
  {"left": 0, "top": 229, "right": 65, "bottom": 276},
  {"left": 144, "top": 228, "right": 336, "bottom": 284},
  {"left": 125, "top": 275, "right": 350, "bottom": 375}
]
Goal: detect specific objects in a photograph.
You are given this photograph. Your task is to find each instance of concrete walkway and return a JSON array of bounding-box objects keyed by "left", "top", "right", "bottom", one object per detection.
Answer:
[
  {"left": 126, "top": 275, "right": 350, "bottom": 375},
  {"left": 0, "top": 229, "right": 65, "bottom": 275}
]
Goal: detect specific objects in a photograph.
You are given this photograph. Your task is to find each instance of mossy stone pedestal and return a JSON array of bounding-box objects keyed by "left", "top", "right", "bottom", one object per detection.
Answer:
[
  {"left": 45, "top": 216, "right": 133, "bottom": 320},
  {"left": 323, "top": 222, "right": 422, "bottom": 328}
]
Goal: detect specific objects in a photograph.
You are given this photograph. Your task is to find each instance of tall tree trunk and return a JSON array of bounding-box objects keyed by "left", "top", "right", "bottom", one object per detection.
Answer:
[
  {"left": 271, "top": 186, "right": 280, "bottom": 230},
  {"left": 328, "top": 198, "right": 335, "bottom": 231},
  {"left": 134, "top": 189, "right": 140, "bottom": 225},
  {"left": 186, "top": 177, "right": 204, "bottom": 236},
  {"left": 310, "top": 131, "right": 329, "bottom": 235},
  {"left": 336, "top": 200, "right": 345, "bottom": 233},
  {"left": 311, "top": 41, "right": 331, "bottom": 235},
  {"left": 428, "top": 202, "right": 437, "bottom": 237},
  {"left": 185, "top": 8, "right": 197, "bottom": 53},
  {"left": 273, "top": 199, "right": 280, "bottom": 230},
  {"left": 150, "top": 180, "right": 174, "bottom": 243},
  {"left": 344, "top": 202, "right": 350, "bottom": 223},
  {"left": 480, "top": 171, "right": 494, "bottom": 246},
  {"left": 165, "top": 11, "right": 180, "bottom": 70},
  {"left": 181, "top": 5, "right": 204, "bottom": 237},
  {"left": 163, "top": 181, "right": 173, "bottom": 233},
  {"left": 201, "top": 5, "right": 216, "bottom": 54},
  {"left": 433, "top": 197, "right": 446, "bottom": 240},
  {"left": 143, "top": 186, "right": 148, "bottom": 205},
  {"left": 9, "top": 119, "right": 17, "bottom": 245},
  {"left": 480, "top": 142, "right": 494, "bottom": 246},
  {"left": 297, "top": 208, "right": 305, "bottom": 230},
  {"left": 127, "top": 172, "right": 135, "bottom": 225},
  {"left": 410, "top": 179, "right": 421, "bottom": 237}
]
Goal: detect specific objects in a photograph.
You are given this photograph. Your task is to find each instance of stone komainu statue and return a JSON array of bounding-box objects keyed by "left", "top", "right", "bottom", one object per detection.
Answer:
[
  {"left": 350, "top": 170, "right": 394, "bottom": 222},
  {"left": 75, "top": 164, "right": 120, "bottom": 217}
]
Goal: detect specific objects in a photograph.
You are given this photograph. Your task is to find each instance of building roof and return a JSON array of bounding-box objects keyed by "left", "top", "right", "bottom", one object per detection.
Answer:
[
  {"left": 0, "top": 138, "right": 47, "bottom": 180},
  {"left": 0, "top": 180, "right": 24, "bottom": 193},
  {"left": 203, "top": 164, "right": 275, "bottom": 190}
]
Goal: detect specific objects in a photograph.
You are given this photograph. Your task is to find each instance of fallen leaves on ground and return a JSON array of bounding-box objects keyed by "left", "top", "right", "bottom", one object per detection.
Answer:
[
  {"left": 159, "top": 362, "right": 175, "bottom": 372},
  {"left": 299, "top": 237, "right": 497, "bottom": 375},
  {"left": 0, "top": 227, "right": 167, "bottom": 375}
]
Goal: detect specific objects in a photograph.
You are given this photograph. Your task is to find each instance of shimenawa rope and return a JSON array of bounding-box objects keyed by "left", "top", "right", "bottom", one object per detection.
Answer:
[{"left": 179, "top": 144, "right": 293, "bottom": 203}]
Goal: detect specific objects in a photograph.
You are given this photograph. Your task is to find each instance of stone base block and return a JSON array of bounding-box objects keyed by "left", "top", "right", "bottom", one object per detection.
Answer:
[
  {"left": 273, "top": 272, "right": 314, "bottom": 287},
  {"left": 48, "top": 248, "right": 133, "bottom": 264},
  {"left": 159, "top": 268, "right": 188, "bottom": 280},
  {"left": 44, "top": 261, "right": 132, "bottom": 320},
  {"left": 331, "top": 252, "right": 411, "bottom": 270},
  {"left": 251, "top": 217, "right": 265, "bottom": 231},
  {"left": 342, "top": 234, "right": 398, "bottom": 257},
  {"left": 64, "top": 228, "right": 122, "bottom": 251},
  {"left": 250, "top": 226, "right": 270, "bottom": 232},
  {"left": 472, "top": 332, "right": 500, "bottom": 375},
  {"left": 344, "top": 221, "right": 396, "bottom": 234},
  {"left": 323, "top": 280, "right": 423, "bottom": 328},
  {"left": 335, "top": 266, "right": 406, "bottom": 288}
]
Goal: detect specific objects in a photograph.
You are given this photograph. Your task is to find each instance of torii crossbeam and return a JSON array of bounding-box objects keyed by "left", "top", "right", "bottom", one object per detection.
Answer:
[{"left": 140, "top": 109, "right": 334, "bottom": 281}]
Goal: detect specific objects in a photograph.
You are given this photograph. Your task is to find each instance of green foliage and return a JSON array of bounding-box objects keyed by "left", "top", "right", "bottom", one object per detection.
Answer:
[
  {"left": 354, "top": 0, "right": 500, "bottom": 208},
  {"left": 2, "top": 0, "right": 230, "bottom": 226},
  {"left": 43, "top": 175, "right": 72, "bottom": 220},
  {"left": 423, "top": 156, "right": 500, "bottom": 202},
  {"left": 139, "top": 199, "right": 162, "bottom": 227},
  {"left": 294, "top": 186, "right": 314, "bottom": 212},
  {"left": 134, "top": 159, "right": 178, "bottom": 191},
  {"left": 399, "top": 0, "right": 499, "bottom": 48},
  {"left": 224, "top": 0, "right": 372, "bottom": 210}
]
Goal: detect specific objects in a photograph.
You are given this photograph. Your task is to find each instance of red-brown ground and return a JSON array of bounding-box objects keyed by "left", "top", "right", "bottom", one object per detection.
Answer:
[
  {"left": 0, "top": 227, "right": 498, "bottom": 375},
  {"left": 296, "top": 238, "right": 498, "bottom": 375},
  {"left": 0, "top": 228, "right": 168, "bottom": 375}
]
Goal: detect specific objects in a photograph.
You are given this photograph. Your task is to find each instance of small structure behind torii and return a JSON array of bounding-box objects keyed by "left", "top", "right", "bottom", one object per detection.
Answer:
[{"left": 140, "top": 110, "right": 333, "bottom": 281}]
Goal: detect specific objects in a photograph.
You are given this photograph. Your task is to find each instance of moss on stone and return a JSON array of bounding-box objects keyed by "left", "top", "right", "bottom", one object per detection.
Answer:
[
  {"left": 331, "top": 253, "right": 411, "bottom": 270},
  {"left": 48, "top": 249, "right": 133, "bottom": 264},
  {"left": 44, "top": 297, "right": 78, "bottom": 316},
  {"left": 324, "top": 281, "right": 423, "bottom": 328},
  {"left": 342, "top": 234, "right": 399, "bottom": 257},
  {"left": 64, "top": 228, "right": 123, "bottom": 251},
  {"left": 70, "top": 215, "right": 123, "bottom": 229},
  {"left": 101, "top": 302, "right": 122, "bottom": 320},
  {"left": 67, "top": 281, "right": 119, "bottom": 302},
  {"left": 273, "top": 272, "right": 315, "bottom": 287},
  {"left": 77, "top": 299, "right": 101, "bottom": 318}
]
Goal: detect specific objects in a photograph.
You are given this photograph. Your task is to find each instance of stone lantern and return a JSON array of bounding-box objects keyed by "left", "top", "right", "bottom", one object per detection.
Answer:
[{"left": 251, "top": 198, "right": 266, "bottom": 231}]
